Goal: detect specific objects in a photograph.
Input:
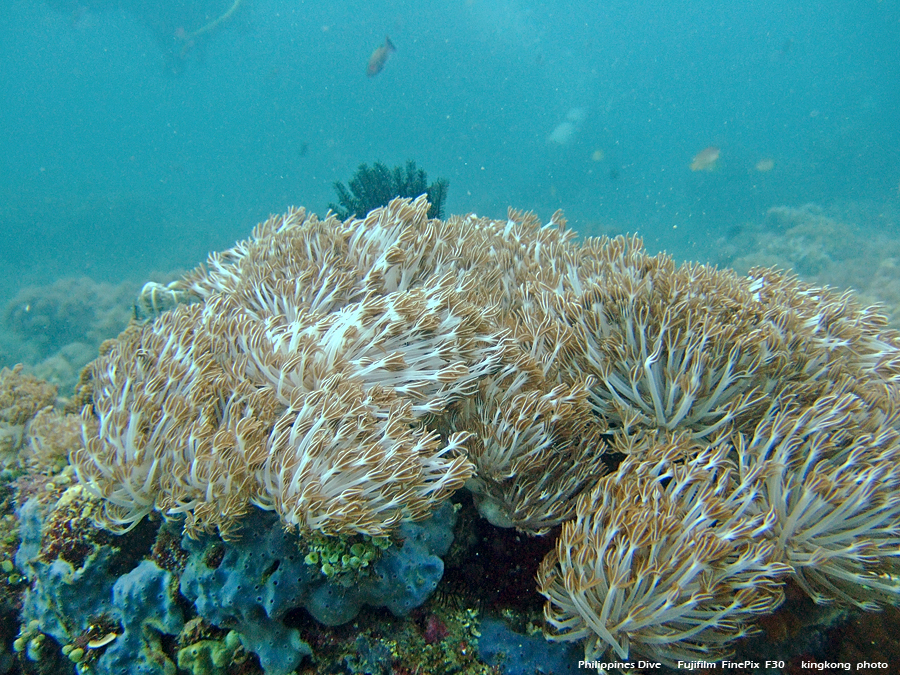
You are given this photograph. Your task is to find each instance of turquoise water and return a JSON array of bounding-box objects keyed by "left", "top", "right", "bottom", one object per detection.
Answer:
[{"left": 1, "top": 0, "right": 899, "bottom": 375}]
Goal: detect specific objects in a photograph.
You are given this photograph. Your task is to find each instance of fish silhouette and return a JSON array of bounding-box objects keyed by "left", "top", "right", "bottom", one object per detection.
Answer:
[{"left": 367, "top": 36, "right": 395, "bottom": 77}]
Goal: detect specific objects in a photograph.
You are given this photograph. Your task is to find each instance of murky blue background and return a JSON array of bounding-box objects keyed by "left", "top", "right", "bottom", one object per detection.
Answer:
[{"left": 1, "top": 0, "right": 899, "bottom": 367}]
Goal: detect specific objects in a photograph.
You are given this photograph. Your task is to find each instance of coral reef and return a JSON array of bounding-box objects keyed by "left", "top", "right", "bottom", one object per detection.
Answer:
[
  {"left": 330, "top": 160, "right": 449, "bottom": 220},
  {"left": 77, "top": 198, "right": 545, "bottom": 539},
  {"left": 1, "top": 277, "right": 136, "bottom": 394},
  {"left": 176, "top": 629, "right": 243, "bottom": 675},
  {"left": 22, "top": 408, "right": 84, "bottom": 474},
  {"left": 478, "top": 617, "right": 582, "bottom": 675},
  {"left": 15, "top": 492, "right": 180, "bottom": 675},
  {"left": 177, "top": 501, "right": 456, "bottom": 673},
  {"left": 11, "top": 479, "right": 468, "bottom": 674},
  {"left": 10, "top": 196, "right": 900, "bottom": 670},
  {"left": 0, "top": 365, "right": 57, "bottom": 467},
  {"left": 719, "top": 202, "right": 900, "bottom": 327},
  {"left": 3, "top": 277, "right": 135, "bottom": 362},
  {"left": 538, "top": 438, "right": 790, "bottom": 664}
]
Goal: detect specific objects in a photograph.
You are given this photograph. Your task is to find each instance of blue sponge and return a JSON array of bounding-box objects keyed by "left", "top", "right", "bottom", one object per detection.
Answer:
[
  {"left": 178, "top": 510, "right": 315, "bottom": 675},
  {"left": 179, "top": 502, "right": 458, "bottom": 672},
  {"left": 478, "top": 617, "right": 583, "bottom": 675},
  {"left": 16, "top": 498, "right": 183, "bottom": 675},
  {"left": 305, "top": 502, "right": 456, "bottom": 625},
  {"left": 95, "top": 560, "right": 184, "bottom": 675}
]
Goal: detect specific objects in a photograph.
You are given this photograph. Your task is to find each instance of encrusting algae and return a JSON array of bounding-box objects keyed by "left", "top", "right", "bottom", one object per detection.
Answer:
[{"left": 6, "top": 195, "right": 900, "bottom": 670}]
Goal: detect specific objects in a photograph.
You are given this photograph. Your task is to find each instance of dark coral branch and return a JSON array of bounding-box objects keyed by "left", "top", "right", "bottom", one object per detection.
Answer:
[{"left": 330, "top": 161, "right": 448, "bottom": 220}]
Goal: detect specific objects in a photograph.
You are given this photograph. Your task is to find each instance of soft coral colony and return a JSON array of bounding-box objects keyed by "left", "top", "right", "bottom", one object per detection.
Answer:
[{"left": 74, "top": 195, "right": 900, "bottom": 666}]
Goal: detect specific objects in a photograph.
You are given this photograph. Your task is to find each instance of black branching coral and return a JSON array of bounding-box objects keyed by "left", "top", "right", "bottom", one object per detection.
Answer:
[{"left": 329, "top": 160, "right": 448, "bottom": 220}]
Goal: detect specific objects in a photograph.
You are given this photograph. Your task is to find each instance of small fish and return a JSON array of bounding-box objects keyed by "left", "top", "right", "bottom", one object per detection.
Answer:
[
  {"left": 366, "top": 36, "right": 395, "bottom": 77},
  {"left": 547, "top": 107, "right": 586, "bottom": 145},
  {"left": 755, "top": 158, "right": 775, "bottom": 172},
  {"left": 690, "top": 146, "right": 720, "bottom": 172}
]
